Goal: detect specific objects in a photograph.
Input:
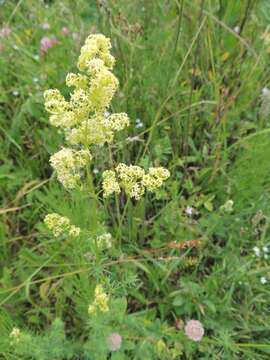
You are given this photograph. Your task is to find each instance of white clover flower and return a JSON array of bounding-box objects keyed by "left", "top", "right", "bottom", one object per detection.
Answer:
[
  {"left": 185, "top": 206, "right": 194, "bottom": 216},
  {"left": 107, "top": 333, "right": 122, "bottom": 352},
  {"left": 184, "top": 320, "right": 204, "bottom": 342},
  {"left": 253, "top": 246, "right": 260, "bottom": 257}
]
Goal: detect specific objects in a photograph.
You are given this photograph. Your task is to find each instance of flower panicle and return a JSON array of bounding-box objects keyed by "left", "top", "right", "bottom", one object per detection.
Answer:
[
  {"left": 44, "top": 213, "right": 81, "bottom": 238},
  {"left": 102, "top": 164, "right": 170, "bottom": 200}
]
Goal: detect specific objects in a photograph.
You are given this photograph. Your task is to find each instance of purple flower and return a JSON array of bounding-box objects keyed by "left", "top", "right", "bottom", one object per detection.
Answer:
[
  {"left": 107, "top": 333, "right": 122, "bottom": 352},
  {"left": 184, "top": 320, "right": 204, "bottom": 342},
  {"left": 40, "top": 36, "right": 58, "bottom": 55}
]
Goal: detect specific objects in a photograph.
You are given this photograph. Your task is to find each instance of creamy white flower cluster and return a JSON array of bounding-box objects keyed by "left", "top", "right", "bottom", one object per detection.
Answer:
[
  {"left": 44, "top": 34, "right": 130, "bottom": 189},
  {"left": 96, "top": 233, "right": 112, "bottom": 249},
  {"left": 44, "top": 33, "right": 170, "bottom": 199},
  {"left": 102, "top": 164, "right": 170, "bottom": 200},
  {"left": 44, "top": 213, "right": 81, "bottom": 237},
  {"left": 88, "top": 284, "right": 109, "bottom": 315},
  {"left": 50, "top": 148, "right": 91, "bottom": 189},
  {"left": 44, "top": 34, "right": 129, "bottom": 142}
]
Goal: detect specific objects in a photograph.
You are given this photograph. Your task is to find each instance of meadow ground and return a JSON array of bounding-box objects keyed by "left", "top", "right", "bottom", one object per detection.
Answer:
[{"left": 1, "top": 0, "right": 270, "bottom": 359}]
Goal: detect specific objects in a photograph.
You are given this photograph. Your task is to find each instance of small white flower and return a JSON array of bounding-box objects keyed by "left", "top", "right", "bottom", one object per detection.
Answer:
[
  {"left": 93, "top": 168, "right": 99, "bottom": 174},
  {"left": 185, "top": 206, "right": 194, "bottom": 216},
  {"left": 135, "top": 122, "right": 143, "bottom": 129},
  {"left": 253, "top": 246, "right": 260, "bottom": 257},
  {"left": 41, "top": 22, "right": 50, "bottom": 30},
  {"left": 233, "top": 26, "right": 240, "bottom": 33},
  {"left": 12, "top": 90, "right": 19, "bottom": 96},
  {"left": 33, "top": 77, "right": 39, "bottom": 83},
  {"left": 260, "top": 276, "right": 267, "bottom": 285},
  {"left": 104, "top": 111, "right": 111, "bottom": 117},
  {"left": 33, "top": 54, "right": 40, "bottom": 61},
  {"left": 262, "top": 87, "right": 270, "bottom": 96},
  {"left": 263, "top": 246, "right": 269, "bottom": 253}
]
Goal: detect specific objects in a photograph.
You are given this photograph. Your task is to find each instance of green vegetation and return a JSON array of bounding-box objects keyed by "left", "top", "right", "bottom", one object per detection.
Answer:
[{"left": 1, "top": 0, "right": 270, "bottom": 359}]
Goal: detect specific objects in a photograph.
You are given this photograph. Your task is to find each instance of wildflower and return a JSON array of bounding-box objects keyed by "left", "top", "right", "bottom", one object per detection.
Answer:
[
  {"left": 44, "top": 33, "right": 170, "bottom": 201},
  {"left": 40, "top": 36, "right": 58, "bottom": 55},
  {"left": 67, "top": 113, "right": 128, "bottom": 146},
  {"left": 93, "top": 168, "right": 99, "bottom": 174},
  {"left": 156, "top": 340, "right": 166, "bottom": 356},
  {"left": 184, "top": 320, "right": 204, "bottom": 342},
  {"left": 10, "top": 327, "right": 21, "bottom": 343},
  {"left": 44, "top": 213, "right": 80, "bottom": 238},
  {"left": 102, "top": 170, "right": 120, "bottom": 197},
  {"left": 253, "top": 246, "right": 260, "bottom": 257},
  {"left": 50, "top": 148, "right": 91, "bottom": 189},
  {"left": 97, "top": 233, "right": 112, "bottom": 249},
  {"left": 12, "top": 90, "right": 19, "bottom": 97},
  {"left": 135, "top": 118, "right": 144, "bottom": 128},
  {"left": 88, "top": 285, "right": 109, "bottom": 315},
  {"left": 61, "top": 27, "right": 69, "bottom": 36},
  {"left": 10, "top": 327, "right": 21, "bottom": 339},
  {"left": 263, "top": 246, "right": 269, "bottom": 253},
  {"left": 107, "top": 333, "right": 122, "bottom": 352},
  {"left": 102, "top": 164, "right": 170, "bottom": 200},
  {"left": 0, "top": 26, "right": 11, "bottom": 38},
  {"left": 41, "top": 22, "right": 50, "bottom": 30},
  {"left": 220, "top": 199, "right": 234, "bottom": 213},
  {"left": 88, "top": 67, "right": 119, "bottom": 112},
  {"left": 116, "top": 163, "right": 145, "bottom": 200},
  {"left": 233, "top": 26, "right": 240, "bottom": 33},
  {"left": 68, "top": 225, "right": 81, "bottom": 237},
  {"left": 185, "top": 206, "right": 193, "bottom": 216},
  {"left": 262, "top": 87, "right": 270, "bottom": 95},
  {"left": 33, "top": 77, "right": 39, "bottom": 83},
  {"left": 260, "top": 276, "right": 267, "bottom": 285},
  {"left": 72, "top": 32, "right": 79, "bottom": 40},
  {"left": 142, "top": 167, "right": 170, "bottom": 192},
  {"left": 33, "top": 54, "right": 40, "bottom": 61},
  {"left": 77, "top": 34, "right": 115, "bottom": 72}
]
